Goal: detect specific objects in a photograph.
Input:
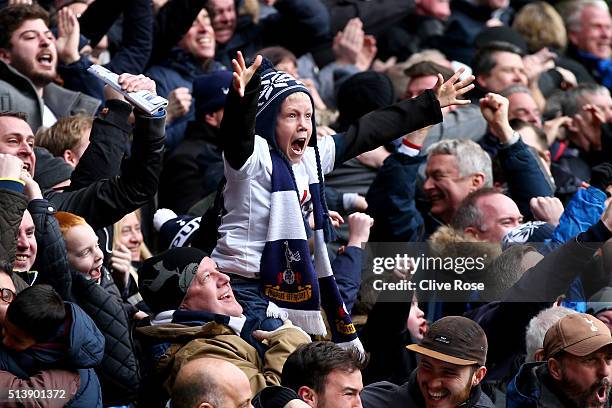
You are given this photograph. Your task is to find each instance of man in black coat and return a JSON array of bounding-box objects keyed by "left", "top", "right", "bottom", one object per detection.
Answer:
[{"left": 159, "top": 70, "right": 232, "bottom": 214}]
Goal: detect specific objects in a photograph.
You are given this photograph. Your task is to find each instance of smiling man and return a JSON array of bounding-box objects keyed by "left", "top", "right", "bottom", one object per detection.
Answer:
[
  {"left": 281, "top": 341, "right": 366, "bottom": 408},
  {"left": 451, "top": 188, "right": 523, "bottom": 243},
  {"left": 361, "top": 316, "right": 493, "bottom": 408},
  {"left": 13, "top": 210, "right": 37, "bottom": 275},
  {"left": 0, "top": 4, "right": 99, "bottom": 131},
  {"left": 424, "top": 139, "right": 493, "bottom": 225},
  {"left": 508, "top": 313, "right": 612, "bottom": 408},
  {"left": 563, "top": 0, "right": 612, "bottom": 87},
  {"left": 136, "top": 253, "right": 312, "bottom": 404},
  {"left": 146, "top": 7, "right": 219, "bottom": 149}
]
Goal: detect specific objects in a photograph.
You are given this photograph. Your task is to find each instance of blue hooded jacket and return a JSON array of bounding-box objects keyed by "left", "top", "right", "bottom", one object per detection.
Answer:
[{"left": 0, "top": 302, "right": 105, "bottom": 407}]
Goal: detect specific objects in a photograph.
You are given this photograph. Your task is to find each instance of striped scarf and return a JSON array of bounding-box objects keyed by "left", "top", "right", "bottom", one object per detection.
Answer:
[
  {"left": 260, "top": 150, "right": 361, "bottom": 350},
  {"left": 254, "top": 62, "right": 361, "bottom": 350}
]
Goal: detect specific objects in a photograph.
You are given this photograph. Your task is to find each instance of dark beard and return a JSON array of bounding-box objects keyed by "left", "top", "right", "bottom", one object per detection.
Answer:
[
  {"left": 448, "top": 378, "right": 474, "bottom": 407},
  {"left": 561, "top": 373, "right": 610, "bottom": 408},
  {"left": 421, "top": 379, "right": 474, "bottom": 408},
  {"left": 9, "top": 52, "right": 55, "bottom": 88}
]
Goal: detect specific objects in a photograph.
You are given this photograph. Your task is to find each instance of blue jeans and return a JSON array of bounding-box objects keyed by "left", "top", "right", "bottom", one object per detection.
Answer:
[{"left": 229, "top": 275, "right": 283, "bottom": 358}]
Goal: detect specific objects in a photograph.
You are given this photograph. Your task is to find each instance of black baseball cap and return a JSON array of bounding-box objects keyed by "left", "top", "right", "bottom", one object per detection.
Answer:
[{"left": 407, "top": 316, "right": 488, "bottom": 366}]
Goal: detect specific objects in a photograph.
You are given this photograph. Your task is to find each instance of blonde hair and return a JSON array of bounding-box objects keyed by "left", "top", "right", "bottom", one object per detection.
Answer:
[
  {"left": 284, "top": 91, "right": 311, "bottom": 103},
  {"left": 513, "top": 2, "right": 568, "bottom": 52},
  {"left": 113, "top": 209, "right": 152, "bottom": 261},
  {"left": 36, "top": 115, "right": 93, "bottom": 157}
]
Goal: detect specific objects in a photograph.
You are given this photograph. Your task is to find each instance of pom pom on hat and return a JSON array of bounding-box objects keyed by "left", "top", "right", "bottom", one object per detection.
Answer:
[{"left": 154, "top": 208, "right": 201, "bottom": 249}]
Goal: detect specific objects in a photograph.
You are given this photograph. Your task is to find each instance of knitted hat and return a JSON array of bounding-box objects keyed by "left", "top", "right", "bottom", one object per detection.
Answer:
[
  {"left": 33, "top": 147, "right": 73, "bottom": 190},
  {"left": 255, "top": 58, "right": 316, "bottom": 149},
  {"left": 138, "top": 247, "right": 206, "bottom": 314},
  {"left": 193, "top": 70, "right": 233, "bottom": 117},
  {"left": 153, "top": 208, "right": 201, "bottom": 249},
  {"left": 501, "top": 221, "right": 554, "bottom": 250},
  {"left": 336, "top": 71, "right": 395, "bottom": 131}
]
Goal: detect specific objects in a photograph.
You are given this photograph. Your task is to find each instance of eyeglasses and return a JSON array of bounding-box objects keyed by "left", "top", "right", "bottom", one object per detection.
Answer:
[{"left": 0, "top": 287, "right": 15, "bottom": 303}]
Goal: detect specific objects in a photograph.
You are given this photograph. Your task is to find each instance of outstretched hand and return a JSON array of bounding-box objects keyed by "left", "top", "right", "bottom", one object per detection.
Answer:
[
  {"left": 232, "top": 51, "right": 262, "bottom": 97},
  {"left": 434, "top": 67, "right": 475, "bottom": 108},
  {"left": 56, "top": 7, "right": 81, "bottom": 65}
]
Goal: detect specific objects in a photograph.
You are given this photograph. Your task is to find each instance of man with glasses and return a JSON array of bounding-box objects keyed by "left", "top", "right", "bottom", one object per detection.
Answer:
[{"left": 0, "top": 267, "right": 15, "bottom": 324}]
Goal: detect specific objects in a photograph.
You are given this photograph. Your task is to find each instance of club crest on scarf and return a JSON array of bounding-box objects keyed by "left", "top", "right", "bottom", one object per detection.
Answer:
[
  {"left": 280, "top": 241, "right": 301, "bottom": 285},
  {"left": 263, "top": 240, "right": 314, "bottom": 304}
]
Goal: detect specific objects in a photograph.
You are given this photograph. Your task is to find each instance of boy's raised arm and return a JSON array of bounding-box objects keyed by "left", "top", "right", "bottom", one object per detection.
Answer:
[
  {"left": 220, "top": 52, "right": 263, "bottom": 170},
  {"left": 333, "top": 69, "right": 475, "bottom": 164}
]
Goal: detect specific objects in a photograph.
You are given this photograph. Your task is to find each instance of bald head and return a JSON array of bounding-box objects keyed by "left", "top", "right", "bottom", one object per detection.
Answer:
[{"left": 172, "top": 358, "right": 252, "bottom": 408}]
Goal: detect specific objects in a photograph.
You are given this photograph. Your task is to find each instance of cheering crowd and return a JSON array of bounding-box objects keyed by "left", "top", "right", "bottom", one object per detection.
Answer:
[{"left": 2, "top": 0, "right": 612, "bottom": 407}]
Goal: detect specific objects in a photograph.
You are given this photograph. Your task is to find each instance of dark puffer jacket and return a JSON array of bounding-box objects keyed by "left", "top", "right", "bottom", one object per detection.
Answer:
[
  {"left": 31, "top": 198, "right": 141, "bottom": 406},
  {"left": 0, "top": 184, "right": 27, "bottom": 268},
  {"left": 30, "top": 199, "right": 74, "bottom": 301},
  {"left": 0, "top": 182, "right": 30, "bottom": 293},
  {"left": 71, "top": 270, "right": 141, "bottom": 406}
]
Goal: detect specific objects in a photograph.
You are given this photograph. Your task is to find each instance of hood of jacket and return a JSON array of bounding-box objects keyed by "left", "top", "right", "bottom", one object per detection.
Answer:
[
  {"left": 184, "top": 119, "right": 222, "bottom": 146},
  {"left": 25, "top": 302, "right": 105, "bottom": 369},
  {"left": 428, "top": 226, "right": 501, "bottom": 270}
]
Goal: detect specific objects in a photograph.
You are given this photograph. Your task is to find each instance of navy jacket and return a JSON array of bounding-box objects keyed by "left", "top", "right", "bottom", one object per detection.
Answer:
[{"left": 0, "top": 302, "right": 104, "bottom": 408}]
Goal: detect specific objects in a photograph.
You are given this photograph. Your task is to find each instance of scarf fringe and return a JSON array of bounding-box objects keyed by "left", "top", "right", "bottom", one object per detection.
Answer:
[
  {"left": 335, "top": 337, "right": 365, "bottom": 354},
  {"left": 270, "top": 307, "right": 327, "bottom": 336},
  {"left": 266, "top": 301, "right": 289, "bottom": 320}
]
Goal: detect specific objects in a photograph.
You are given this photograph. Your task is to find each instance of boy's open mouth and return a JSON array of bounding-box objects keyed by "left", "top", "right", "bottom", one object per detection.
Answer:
[{"left": 291, "top": 137, "right": 307, "bottom": 154}]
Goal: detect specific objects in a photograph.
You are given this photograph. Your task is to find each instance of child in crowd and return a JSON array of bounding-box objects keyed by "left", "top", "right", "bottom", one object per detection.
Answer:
[{"left": 211, "top": 51, "right": 474, "bottom": 348}]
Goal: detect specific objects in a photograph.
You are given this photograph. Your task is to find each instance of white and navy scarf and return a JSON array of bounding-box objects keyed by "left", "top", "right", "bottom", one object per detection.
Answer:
[{"left": 255, "top": 63, "right": 361, "bottom": 350}]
